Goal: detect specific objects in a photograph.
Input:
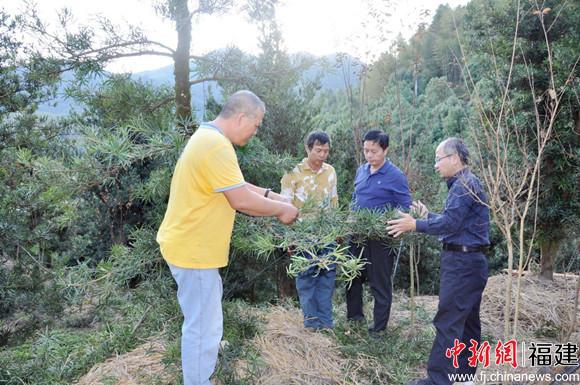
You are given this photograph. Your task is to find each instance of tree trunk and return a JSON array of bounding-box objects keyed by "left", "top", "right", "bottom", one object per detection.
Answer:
[
  {"left": 174, "top": 0, "right": 193, "bottom": 131},
  {"left": 539, "top": 239, "right": 559, "bottom": 281},
  {"left": 504, "top": 227, "right": 514, "bottom": 339}
]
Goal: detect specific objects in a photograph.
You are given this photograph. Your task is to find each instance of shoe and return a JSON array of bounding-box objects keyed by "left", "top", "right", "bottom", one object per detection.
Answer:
[
  {"left": 406, "top": 379, "right": 433, "bottom": 385},
  {"left": 368, "top": 329, "right": 386, "bottom": 340},
  {"left": 369, "top": 332, "right": 382, "bottom": 341},
  {"left": 316, "top": 326, "right": 334, "bottom": 334},
  {"left": 347, "top": 315, "right": 365, "bottom": 323}
]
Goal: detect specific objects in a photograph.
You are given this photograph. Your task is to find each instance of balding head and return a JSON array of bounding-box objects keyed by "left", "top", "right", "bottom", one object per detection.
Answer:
[
  {"left": 434, "top": 137, "right": 470, "bottom": 178},
  {"left": 439, "top": 137, "right": 470, "bottom": 166},
  {"left": 218, "top": 90, "right": 265, "bottom": 119}
]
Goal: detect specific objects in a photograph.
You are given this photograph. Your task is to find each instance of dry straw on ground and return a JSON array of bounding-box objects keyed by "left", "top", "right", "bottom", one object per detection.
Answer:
[
  {"left": 480, "top": 272, "right": 579, "bottom": 341},
  {"left": 73, "top": 273, "right": 579, "bottom": 385},
  {"left": 248, "top": 306, "right": 382, "bottom": 385},
  {"left": 74, "top": 338, "right": 178, "bottom": 385}
]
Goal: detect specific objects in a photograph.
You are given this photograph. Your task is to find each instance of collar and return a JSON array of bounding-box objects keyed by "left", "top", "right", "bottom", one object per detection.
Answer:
[
  {"left": 200, "top": 122, "right": 224, "bottom": 136},
  {"left": 446, "top": 167, "right": 469, "bottom": 189},
  {"left": 364, "top": 159, "right": 390, "bottom": 175},
  {"left": 298, "top": 158, "right": 328, "bottom": 174}
]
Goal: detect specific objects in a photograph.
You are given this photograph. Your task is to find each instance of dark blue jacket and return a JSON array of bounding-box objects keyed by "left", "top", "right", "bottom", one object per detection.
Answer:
[
  {"left": 416, "top": 169, "right": 490, "bottom": 247},
  {"left": 351, "top": 160, "right": 412, "bottom": 211}
]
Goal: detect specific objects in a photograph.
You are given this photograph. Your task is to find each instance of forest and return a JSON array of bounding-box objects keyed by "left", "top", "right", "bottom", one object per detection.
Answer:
[{"left": 0, "top": 0, "right": 578, "bottom": 384}]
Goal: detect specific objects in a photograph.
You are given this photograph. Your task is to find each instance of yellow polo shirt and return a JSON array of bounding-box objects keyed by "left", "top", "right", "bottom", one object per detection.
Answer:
[{"left": 156, "top": 125, "right": 244, "bottom": 269}]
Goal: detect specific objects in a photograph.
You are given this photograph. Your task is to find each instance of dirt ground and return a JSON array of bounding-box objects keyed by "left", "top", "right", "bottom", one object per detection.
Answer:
[{"left": 75, "top": 272, "right": 579, "bottom": 385}]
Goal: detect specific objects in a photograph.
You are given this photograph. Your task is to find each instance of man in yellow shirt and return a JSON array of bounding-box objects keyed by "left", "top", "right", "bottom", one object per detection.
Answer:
[
  {"left": 157, "top": 90, "right": 298, "bottom": 385},
  {"left": 281, "top": 131, "right": 338, "bottom": 330}
]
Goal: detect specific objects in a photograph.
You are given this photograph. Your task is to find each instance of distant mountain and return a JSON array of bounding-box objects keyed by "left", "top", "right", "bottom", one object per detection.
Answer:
[
  {"left": 301, "top": 53, "right": 364, "bottom": 90},
  {"left": 37, "top": 53, "right": 362, "bottom": 117},
  {"left": 131, "top": 53, "right": 363, "bottom": 91},
  {"left": 36, "top": 70, "right": 106, "bottom": 116},
  {"left": 132, "top": 66, "right": 220, "bottom": 118}
]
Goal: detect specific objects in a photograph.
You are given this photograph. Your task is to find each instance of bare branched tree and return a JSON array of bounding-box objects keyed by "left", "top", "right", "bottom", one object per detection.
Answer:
[{"left": 455, "top": 0, "right": 579, "bottom": 339}]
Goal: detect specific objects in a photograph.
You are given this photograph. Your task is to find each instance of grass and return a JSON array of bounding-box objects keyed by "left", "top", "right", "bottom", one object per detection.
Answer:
[
  {"left": 1, "top": 272, "right": 437, "bottom": 385},
  {"left": 330, "top": 289, "right": 436, "bottom": 384},
  {"left": 0, "top": 273, "right": 180, "bottom": 385},
  {"left": 214, "top": 300, "right": 267, "bottom": 385},
  {"left": 210, "top": 290, "right": 437, "bottom": 385},
  {"left": 334, "top": 321, "right": 434, "bottom": 384}
]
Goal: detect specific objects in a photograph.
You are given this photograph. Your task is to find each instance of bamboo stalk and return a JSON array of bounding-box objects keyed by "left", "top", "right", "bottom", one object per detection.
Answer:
[
  {"left": 409, "top": 242, "right": 416, "bottom": 335},
  {"left": 566, "top": 277, "right": 580, "bottom": 342}
]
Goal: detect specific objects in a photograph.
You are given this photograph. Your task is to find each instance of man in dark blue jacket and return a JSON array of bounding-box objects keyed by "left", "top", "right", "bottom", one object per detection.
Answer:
[
  {"left": 348, "top": 130, "right": 412, "bottom": 335},
  {"left": 387, "top": 137, "right": 490, "bottom": 385}
]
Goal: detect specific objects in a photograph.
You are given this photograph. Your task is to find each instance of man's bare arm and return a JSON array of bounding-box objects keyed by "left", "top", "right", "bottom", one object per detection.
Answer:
[{"left": 223, "top": 185, "right": 298, "bottom": 224}]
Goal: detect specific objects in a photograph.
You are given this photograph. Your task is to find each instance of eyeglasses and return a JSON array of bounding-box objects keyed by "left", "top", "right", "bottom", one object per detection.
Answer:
[{"left": 435, "top": 154, "right": 455, "bottom": 163}]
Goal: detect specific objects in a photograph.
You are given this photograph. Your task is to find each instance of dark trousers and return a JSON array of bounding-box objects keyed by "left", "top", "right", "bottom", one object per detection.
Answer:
[
  {"left": 346, "top": 240, "right": 395, "bottom": 332},
  {"left": 427, "top": 250, "right": 488, "bottom": 385}
]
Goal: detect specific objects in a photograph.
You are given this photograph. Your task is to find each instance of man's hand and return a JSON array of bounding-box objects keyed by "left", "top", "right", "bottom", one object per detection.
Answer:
[
  {"left": 277, "top": 203, "right": 299, "bottom": 225},
  {"left": 410, "top": 200, "right": 428, "bottom": 219},
  {"left": 386, "top": 211, "right": 416, "bottom": 238},
  {"left": 268, "top": 191, "right": 291, "bottom": 204}
]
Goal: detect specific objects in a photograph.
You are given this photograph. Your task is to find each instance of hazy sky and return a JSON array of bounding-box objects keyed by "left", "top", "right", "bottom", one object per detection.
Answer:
[{"left": 4, "top": 0, "right": 470, "bottom": 73}]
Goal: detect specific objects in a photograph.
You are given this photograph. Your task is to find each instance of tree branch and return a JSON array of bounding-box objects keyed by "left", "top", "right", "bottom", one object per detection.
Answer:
[
  {"left": 188, "top": 76, "right": 238, "bottom": 86},
  {"left": 94, "top": 50, "right": 175, "bottom": 61},
  {"left": 146, "top": 95, "right": 174, "bottom": 112}
]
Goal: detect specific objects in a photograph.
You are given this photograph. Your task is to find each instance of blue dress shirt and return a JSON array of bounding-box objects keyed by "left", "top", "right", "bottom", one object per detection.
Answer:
[
  {"left": 351, "top": 160, "right": 412, "bottom": 211},
  {"left": 416, "top": 169, "right": 490, "bottom": 247}
]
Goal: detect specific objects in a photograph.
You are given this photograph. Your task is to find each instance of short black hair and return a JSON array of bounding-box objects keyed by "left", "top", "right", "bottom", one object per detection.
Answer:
[
  {"left": 441, "top": 137, "right": 470, "bottom": 165},
  {"left": 363, "top": 130, "right": 389, "bottom": 150},
  {"left": 305, "top": 131, "right": 330, "bottom": 150}
]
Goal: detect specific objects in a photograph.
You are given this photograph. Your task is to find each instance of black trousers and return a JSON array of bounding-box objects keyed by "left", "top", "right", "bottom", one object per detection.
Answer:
[
  {"left": 346, "top": 239, "right": 395, "bottom": 332},
  {"left": 427, "top": 250, "right": 488, "bottom": 385}
]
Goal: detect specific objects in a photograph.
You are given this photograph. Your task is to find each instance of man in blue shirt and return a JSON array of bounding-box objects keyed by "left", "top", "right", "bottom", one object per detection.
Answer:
[
  {"left": 347, "top": 130, "right": 412, "bottom": 335},
  {"left": 387, "top": 137, "right": 490, "bottom": 385}
]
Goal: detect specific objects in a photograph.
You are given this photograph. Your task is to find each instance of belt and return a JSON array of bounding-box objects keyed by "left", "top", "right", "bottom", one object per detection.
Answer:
[{"left": 442, "top": 243, "right": 488, "bottom": 253}]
